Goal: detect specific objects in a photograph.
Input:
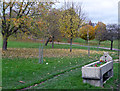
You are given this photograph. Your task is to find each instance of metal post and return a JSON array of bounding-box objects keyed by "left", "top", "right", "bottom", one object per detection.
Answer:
[
  {"left": 87, "top": 30, "right": 90, "bottom": 57},
  {"left": 39, "top": 45, "right": 41, "bottom": 63},
  {"left": 39, "top": 38, "right": 44, "bottom": 64},
  {"left": 97, "top": 41, "right": 99, "bottom": 51},
  {"left": 41, "top": 46, "right": 43, "bottom": 64}
]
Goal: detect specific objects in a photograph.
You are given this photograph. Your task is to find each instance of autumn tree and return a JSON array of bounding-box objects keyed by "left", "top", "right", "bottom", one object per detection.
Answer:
[
  {"left": 59, "top": 8, "right": 79, "bottom": 52},
  {"left": 79, "top": 24, "right": 95, "bottom": 43},
  {"left": 94, "top": 22, "right": 107, "bottom": 45},
  {"left": 59, "top": 2, "right": 85, "bottom": 52},
  {"left": 1, "top": 1, "right": 53, "bottom": 50},
  {"left": 45, "top": 8, "right": 62, "bottom": 48}
]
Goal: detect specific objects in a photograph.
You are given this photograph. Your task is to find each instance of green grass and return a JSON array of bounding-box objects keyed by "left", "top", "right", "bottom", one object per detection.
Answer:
[
  {"left": 72, "top": 38, "right": 118, "bottom": 49},
  {"left": 3, "top": 56, "right": 119, "bottom": 89},
  {"left": 2, "top": 56, "right": 96, "bottom": 89},
  {"left": 0, "top": 33, "right": 2, "bottom": 87},
  {"left": 32, "top": 67, "right": 101, "bottom": 89},
  {"left": 32, "top": 63, "right": 119, "bottom": 89},
  {"left": 103, "top": 63, "right": 120, "bottom": 89},
  {"left": 0, "top": 59, "right": 2, "bottom": 87},
  {"left": 5, "top": 41, "right": 117, "bottom": 52},
  {"left": 7, "top": 36, "right": 119, "bottom": 49},
  {"left": 2, "top": 40, "right": 119, "bottom": 89}
]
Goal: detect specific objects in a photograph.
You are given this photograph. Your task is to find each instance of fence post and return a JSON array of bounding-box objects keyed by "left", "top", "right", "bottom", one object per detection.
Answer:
[{"left": 39, "top": 45, "right": 41, "bottom": 63}]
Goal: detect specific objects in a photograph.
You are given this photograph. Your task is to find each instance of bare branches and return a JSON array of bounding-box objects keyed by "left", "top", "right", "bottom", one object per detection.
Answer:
[{"left": 17, "top": 2, "right": 24, "bottom": 17}]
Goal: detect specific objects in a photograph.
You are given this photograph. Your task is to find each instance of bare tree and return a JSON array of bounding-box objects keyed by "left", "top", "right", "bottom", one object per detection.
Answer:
[
  {"left": 106, "top": 24, "right": 119, "bottom": 50},
  {"left": 63, "top": 1, "right": 86, "bottom": 25}
]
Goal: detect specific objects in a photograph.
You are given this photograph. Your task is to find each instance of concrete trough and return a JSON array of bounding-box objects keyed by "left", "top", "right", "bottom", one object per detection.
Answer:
[{"left": 82, "top": 61, "right": 113, "bottom": 87}]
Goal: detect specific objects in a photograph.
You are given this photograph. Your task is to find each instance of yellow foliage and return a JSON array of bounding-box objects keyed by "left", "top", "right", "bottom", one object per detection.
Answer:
[
  {"left": 2, "top": 48, "right": 111, "bottom": 58},
  {"left": 59, "top": 8, "right": 80, "bottom": 39},
  {"left": 94, "top": 22, "right": 106, "bottom": 33},
  {"left": 79, "top": 24, "right": 95, "bottom": 40}
]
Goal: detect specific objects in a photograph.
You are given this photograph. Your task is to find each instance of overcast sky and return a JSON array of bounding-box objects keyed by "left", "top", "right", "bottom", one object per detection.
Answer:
[{"left": 53, "top": 0, "right": 119, "bottom": 25}]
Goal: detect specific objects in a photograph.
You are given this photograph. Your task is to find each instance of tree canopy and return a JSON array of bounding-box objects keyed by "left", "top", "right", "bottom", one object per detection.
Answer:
[
  {"left": 59, "top": 7, "right": 82, "bottom": 52},
  {"left": 79, "top": 24, "right": 95, "bottom": 42},
  {"left": 1, "top": 1, "right": 54, "bottom": 50},
  {"left": 94, "top": 22, "right": 107, "bottom": 42}
]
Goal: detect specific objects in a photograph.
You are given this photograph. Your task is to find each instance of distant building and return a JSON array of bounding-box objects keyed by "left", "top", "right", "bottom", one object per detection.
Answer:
[{"left": 88, "top": 20, "right": 97, "bottom": 27}]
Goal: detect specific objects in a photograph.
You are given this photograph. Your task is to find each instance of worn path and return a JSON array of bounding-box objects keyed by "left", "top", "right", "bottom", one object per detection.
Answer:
[{"left": 53, "top": 42, "right": 120, "bottom": 51}]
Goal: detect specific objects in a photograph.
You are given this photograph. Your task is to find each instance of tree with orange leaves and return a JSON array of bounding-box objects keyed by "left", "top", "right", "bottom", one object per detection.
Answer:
[
  {"left": 94, "top": 22, "right": 107, "bottom": 45},
  {"left": 79, "top": 24, "right": 95, "bottom": 43}
]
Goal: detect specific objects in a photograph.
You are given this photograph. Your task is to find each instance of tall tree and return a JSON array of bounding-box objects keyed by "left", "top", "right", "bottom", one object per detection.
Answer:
[
  {"left": 59, "top": 2, "right": 85, "bottom": 52},
  {"left": 1, "top": 1, "right": 53, "bottom": 50},
  {"left": 59, "top": 8, "right": 79, "bottom": 52}
]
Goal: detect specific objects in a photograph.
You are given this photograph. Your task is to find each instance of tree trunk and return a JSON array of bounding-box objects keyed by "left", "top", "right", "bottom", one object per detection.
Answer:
[
  {"left": 70, "top": 38, "right": 73, "bottom": 52},
  {"left": 2, "top": 36, "right": 8, "bottom": 51},
  {"left": 88, "top": 40, "right": 90, "bottom": 57},
  {"left": 99, "top": 41, "right": 101, "bottom": 45},
  {"left": 45, "top": 37, "right": 51, "bottom": 46},
  {"left": 110, "top": 40, "right": 113, "bottom": 50},
  {"left": 52, "top": 36, "right": 54, "bottom": 48},
  {"left": 85, "top": 40, "right": 88, "bottom": 44}
]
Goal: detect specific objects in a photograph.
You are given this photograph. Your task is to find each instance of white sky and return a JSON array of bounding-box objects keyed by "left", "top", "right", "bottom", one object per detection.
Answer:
[{"left": 53, "top": 0, "right": 119, "bottom": 24}]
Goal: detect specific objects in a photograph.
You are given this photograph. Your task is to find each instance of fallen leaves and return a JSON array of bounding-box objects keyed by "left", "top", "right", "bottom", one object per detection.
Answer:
[
  {"left": 2, "top": 48, "right": 115, "bottom": 58},
  {"left": 19, "top": 81, "right": 25, "bottom": 83}
]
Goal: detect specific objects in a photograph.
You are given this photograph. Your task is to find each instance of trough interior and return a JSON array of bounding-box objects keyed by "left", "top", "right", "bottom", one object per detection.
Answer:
[{"left": 103, "top": 69, "right": 113, "bottom": 82}]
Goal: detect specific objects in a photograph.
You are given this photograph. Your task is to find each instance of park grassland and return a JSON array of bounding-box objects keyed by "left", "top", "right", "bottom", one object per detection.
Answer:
[
  {"left": 63, "top": 38, "right": 119, "bottom": 49},
  {"left": 2, "top": 40, "right": 119, "bottom": 90},
  {"left": 0, "top": 33, "right": 2, "bottom": 90},
  {"left": 9, "top": 35, "right": 119, "bottom": 49}
]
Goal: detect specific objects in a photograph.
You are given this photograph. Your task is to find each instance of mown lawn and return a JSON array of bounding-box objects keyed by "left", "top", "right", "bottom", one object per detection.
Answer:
[
  {"left": 4, "top": 41, "right": 118, "bottom": 52},
  {"left": 8, "top": 36, "right": 119, "bottom": 49},
  {"left": 2, "top": 56, "right": 119, "bottom": 90},
  {"left": 69, "top": 38, "right": 118, "bottom": 49},
  {"left": 0, "top": 33, "right": 2, "bottom": 88},
  {"left": 2, "top": 56, "right": 96, "bottom": 89},
  {"left": 31, "top": 63, "right": 119, "bottom": 89},
  {"left": 2, "top": 40, "right": 119, "bottom": 90}
]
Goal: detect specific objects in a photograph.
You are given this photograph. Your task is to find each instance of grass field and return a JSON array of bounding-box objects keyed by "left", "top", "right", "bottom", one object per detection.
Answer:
[
  {"left": 8, "top": 36, "right": 119, "bottom": 49},
  {"left": 0, "top": 33, "right": 2, "bottom": 88},
  {"left": 31, "top": 63, "right": 119, "bottom": 89},
  {"left": 61, "top": 38, "right": 118, "bottom": 49},
  {"left": 2, "top": 40, "right": 119, "bottom": 90},
  {"left": 3, "top": 40, "right": 118, "bottom": 53}
]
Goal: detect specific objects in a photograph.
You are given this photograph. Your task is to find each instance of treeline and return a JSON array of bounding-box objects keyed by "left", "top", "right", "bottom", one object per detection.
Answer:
[{"left": 1, "top": 1, "right": 119, "bottom": 51}]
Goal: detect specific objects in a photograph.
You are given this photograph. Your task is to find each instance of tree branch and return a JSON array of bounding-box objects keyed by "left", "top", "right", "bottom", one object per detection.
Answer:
[
  {"left": 17, "top": 2, "right": 24, "bottom": 17},
  {"left": 19, "top": 2, "right": 30, "bottom": 17},
  {"left": 2, "top": 2, "right": 7, "bottom": 36},
  {"left": 7, "top": 2, "right": 14, "bottom": 31},
  {"left": 26, "top": 2, "right": 34, "bottom": 15}
]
